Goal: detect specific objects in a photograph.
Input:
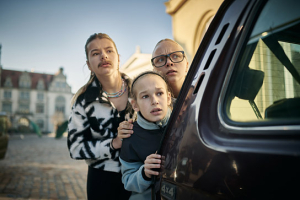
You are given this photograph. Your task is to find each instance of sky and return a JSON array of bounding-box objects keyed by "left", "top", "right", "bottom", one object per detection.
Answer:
[{"left": 0, "top": 0, "right": 173, "bottom": 93}]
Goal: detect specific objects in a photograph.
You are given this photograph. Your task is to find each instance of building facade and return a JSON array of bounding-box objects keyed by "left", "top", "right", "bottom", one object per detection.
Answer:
[
  {"left": 0, "top": 67, "right": 73, "bottom": 133},
  {"left": 120, "top": 46, "right": 152, "bottom": 78},
  {"left": 164, "top": 0, "right": 223, "bottom": 64}
]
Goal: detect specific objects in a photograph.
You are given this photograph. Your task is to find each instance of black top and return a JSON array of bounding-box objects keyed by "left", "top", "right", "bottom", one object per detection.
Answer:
[{"left": 120, "top": 121, "right": 164, "bottom": 163}]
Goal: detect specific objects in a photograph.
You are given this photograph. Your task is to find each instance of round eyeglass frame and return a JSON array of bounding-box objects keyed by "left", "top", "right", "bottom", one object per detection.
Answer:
[{"left": 151, "top": 51, "right": 185, "bottom": 68}]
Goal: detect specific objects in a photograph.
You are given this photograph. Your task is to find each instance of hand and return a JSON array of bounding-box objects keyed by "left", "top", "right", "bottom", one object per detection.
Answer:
[
  {"left": 117, "top": 119, "right": 134, "bottom": 138},
  {"left": 113, "top": 119, "right": 134, "bottom": 149},
  {"left": 144, "top": 154, "right": 161, "bottom": 178}
]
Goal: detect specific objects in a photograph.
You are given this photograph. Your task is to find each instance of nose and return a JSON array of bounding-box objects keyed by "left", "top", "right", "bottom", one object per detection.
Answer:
[
  {"left": 152, "top": 96, "right": 159, "bottom": 105},
  {"left": 164, "top": 56, "right": 173, "bottom": 67},
  {"left": 101, "top": 51, "right": 108, "bottom": 60}
]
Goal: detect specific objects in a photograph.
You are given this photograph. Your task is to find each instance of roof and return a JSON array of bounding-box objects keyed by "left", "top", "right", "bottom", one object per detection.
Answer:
[{"left": 1, "top": 69, "right": 54, "bottom": 90}]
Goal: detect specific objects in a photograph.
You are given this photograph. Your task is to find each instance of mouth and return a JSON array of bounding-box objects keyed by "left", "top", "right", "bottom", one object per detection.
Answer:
[
  {"left": 98, "top": 61, "right": 112, "bottom": 68},
  {"left": 166, "top": 69, "right": 177, "bottom": 75},
  {"left": 151, "top": 108, "right": 162, "bottom": 114}
]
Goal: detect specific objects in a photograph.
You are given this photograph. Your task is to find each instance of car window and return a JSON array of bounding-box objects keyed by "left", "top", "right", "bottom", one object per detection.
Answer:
[{"left": 224, "top": 0, "right": 300, "bottom": 123}]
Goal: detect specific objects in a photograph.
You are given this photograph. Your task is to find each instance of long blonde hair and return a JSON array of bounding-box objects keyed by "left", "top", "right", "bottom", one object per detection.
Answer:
[{"left": 70, "top": 33, "right": 119, "bottom": 107}]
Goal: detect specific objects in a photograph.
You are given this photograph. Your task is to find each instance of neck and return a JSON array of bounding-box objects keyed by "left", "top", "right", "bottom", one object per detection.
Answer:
[
  {"left": 97, "top": 72, "right": 122, "bottom": 93},
  {"left": 169, "top": 79, "right": 184, "bottom": 98}
]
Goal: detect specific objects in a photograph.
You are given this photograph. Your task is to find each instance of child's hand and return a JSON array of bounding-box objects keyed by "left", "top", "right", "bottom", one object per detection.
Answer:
[{"left": 144, "top": 154, "right": 161, "bottom": 178}]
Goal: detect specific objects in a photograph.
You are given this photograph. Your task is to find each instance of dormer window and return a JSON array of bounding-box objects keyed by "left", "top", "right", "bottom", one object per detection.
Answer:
[
  {"left": 37, "top": 79, "right": 45, "bottom": 90},
  {"left": 4, "top": 77, "right": 13, "bottom": 87},
  {"left": 19, "top": 72, "right": 31, "bottom": 88}
]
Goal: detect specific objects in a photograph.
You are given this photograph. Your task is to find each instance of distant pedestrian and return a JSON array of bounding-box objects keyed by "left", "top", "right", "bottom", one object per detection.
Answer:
[{"left": 67, "top": 33, "right": 134, "bottom": 200}]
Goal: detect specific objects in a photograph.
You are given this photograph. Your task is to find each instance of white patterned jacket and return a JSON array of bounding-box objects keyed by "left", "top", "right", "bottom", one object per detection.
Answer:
[{"left": 67, "top": 73, "right": 134, "bottom": 172}]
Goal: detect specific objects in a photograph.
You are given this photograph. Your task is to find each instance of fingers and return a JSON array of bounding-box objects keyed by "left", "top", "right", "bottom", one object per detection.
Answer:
[
  {"left": 144, "top": 167, "right": 160, "bottom": 177},
  {"left": 144, "top": 154, "right": 161, "bottom": 169},
  {"left": 144, "top": 154, "right": 162, "bottom": 177},
  {"left": 145, "top": 154, "right": 161, "bottom": 163},
  {"left": 117, "top": 120, "right": 134, "bottom": 141},
  {"left": 118, "top": 120, "right": 133, "bottom": 132}
]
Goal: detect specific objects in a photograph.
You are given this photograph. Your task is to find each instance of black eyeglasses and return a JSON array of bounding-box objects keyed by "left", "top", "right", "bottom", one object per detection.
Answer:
[{"left": 151, "top": 51, "right": 185, "bottom": 68}]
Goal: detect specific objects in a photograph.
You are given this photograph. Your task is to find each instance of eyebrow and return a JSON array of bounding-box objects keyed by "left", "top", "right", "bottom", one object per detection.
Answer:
[
  {"left": 138, "top": 91, "right": 148, "bottom": 96},
  {"left": 90, "top": 46, "right": 114, "bottom": 53},
  {"left": 138, "top": 87, "right": 165, "bottom": 96}
]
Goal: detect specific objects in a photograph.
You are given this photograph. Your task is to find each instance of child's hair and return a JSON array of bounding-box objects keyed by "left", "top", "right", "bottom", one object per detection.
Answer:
[{"left": 131, "top": 71, "right": 173, "bottom": 102}]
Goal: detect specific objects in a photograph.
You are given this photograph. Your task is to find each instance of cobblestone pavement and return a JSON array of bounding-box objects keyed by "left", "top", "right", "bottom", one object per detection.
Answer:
[{"left": 0, "top": 134, "right": 88, "bottom": 200}]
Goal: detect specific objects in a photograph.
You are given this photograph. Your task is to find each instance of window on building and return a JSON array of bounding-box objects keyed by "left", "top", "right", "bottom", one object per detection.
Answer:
[
  {"left": 55, "top": 96, "right": 65, "bottom": 113},
  {"left": 37, "top": 93, "right": 44, "bottom": 101},
  {"left": 19, "top": 103, "right": 30, "bottom": 113},
  {"left": 19, "top": 72, "right": 31, "bottom": 88},
  {"left": 4, "top": 77, "right": 13, "bottom": 87},
  {"left": 20, "top": 91, "right": 30, "bottom": 100},
  {"left": 37, "top": 79, "right": 45, "bottom": 90},
  {"left": 4, "top": 90, "right": 12, "bottom": 99},
  {"left": 36, "top": 104, "right": 44, "bottom": 113},
  {"left": 2, "top": 102, "right": 12, "bottom": 113}
]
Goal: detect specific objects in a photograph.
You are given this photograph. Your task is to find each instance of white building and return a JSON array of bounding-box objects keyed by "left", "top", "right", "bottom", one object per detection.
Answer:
[
  {"left": 0, "top": 67, "right": 73, "bottom": 133},
  {"left": 120, "top": 46, "right": 153, "bottom": 79}
]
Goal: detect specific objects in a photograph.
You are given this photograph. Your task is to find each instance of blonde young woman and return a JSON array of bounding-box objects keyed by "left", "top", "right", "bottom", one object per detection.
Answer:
[{"left": 67, "top": 33, "right": 134, "bottom": 200}]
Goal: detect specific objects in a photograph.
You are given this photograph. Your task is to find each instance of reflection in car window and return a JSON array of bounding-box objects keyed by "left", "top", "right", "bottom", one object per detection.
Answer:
[{"left": 224, "top": 0, "right": 300, "bottom": 122}]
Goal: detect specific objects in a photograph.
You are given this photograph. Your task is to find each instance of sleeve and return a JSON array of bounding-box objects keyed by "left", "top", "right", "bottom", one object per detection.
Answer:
[
  {"left": 120, "top": 158, "right": 152, "bottom": 193},
  {"left": 67, "top": 100, "right": 116, "bottom": 160}
]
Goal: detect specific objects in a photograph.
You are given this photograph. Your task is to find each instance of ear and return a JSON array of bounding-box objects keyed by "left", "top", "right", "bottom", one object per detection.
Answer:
[
  {"left": 167, "top": 92, "right": 172, "bottom": 106},
  {"left": 130, "top": 99, "right": 140, "bottom": 112}
]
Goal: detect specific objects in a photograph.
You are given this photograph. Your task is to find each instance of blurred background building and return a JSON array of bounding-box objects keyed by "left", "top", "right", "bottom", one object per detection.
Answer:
[{"left": 0, "top": 66, "right": 72, "bottom": 133}]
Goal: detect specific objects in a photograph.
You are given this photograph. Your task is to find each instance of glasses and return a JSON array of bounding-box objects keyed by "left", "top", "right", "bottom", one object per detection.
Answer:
[{"left": 151, "top": 51, "right": 185, "bottom": 68}]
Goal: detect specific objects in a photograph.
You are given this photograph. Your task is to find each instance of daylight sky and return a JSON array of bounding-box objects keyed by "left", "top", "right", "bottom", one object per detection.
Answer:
[{"left": 0, "top": 0, "right": 173, "bottom": 93}]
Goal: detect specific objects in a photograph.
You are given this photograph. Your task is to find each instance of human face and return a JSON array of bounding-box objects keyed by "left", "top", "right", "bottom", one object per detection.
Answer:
[
  {"left": 152, "top": 40, "right": 188, "bottom": 84},
  {"left": 131, "top": 75, "right": 171, "bottom": 122},
  {"left": 86, "top": 38, "right": 119, "bottom": 78}
]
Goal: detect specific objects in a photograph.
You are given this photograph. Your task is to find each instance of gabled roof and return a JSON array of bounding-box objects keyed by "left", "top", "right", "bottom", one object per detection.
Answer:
[{"left": 1, "top": 69, "right": 54, "bottom": 90}]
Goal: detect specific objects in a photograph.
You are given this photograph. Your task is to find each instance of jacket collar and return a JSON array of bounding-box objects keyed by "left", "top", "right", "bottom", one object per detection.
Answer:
[
  {"left": 137, "top": 108, "right": 172, "bottom": 130},
  {"left": 84, "top": 73, "right": 131, "bottom": 104}
]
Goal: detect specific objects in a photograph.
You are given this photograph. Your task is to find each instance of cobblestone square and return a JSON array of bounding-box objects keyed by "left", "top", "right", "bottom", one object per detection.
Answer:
[{"left": 0, "top": 134, "right": 88, "bottom": 200}]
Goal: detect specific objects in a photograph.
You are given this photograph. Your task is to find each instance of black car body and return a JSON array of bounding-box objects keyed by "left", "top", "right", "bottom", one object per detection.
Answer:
[{"left": 156, "top": 0, "right": 300, "bottom": 199}]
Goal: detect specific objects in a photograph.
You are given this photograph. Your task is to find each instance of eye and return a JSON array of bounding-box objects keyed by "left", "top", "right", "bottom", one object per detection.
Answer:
[
  {"left": 92, "top": 52, "right": 99, "bottom": 56},
  {"left": 171, "top": 54, "right": 179, "bottom": 59},
  {"left": 107, "top": 50, "right": 112, "bottom": 53},
  {"left": 142, "top": 95, "right": 149, "bottom": 99},
  {"left": 157, "top": 92, "right": 163, "bottom": 96},
  {"left": 156, "top": 56, "right": 165, "bottom": 63}
]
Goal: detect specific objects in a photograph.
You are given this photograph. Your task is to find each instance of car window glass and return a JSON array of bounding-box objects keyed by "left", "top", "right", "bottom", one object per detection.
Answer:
[{"left": 224, "top": 0, "right": 300, "bottom": 123}]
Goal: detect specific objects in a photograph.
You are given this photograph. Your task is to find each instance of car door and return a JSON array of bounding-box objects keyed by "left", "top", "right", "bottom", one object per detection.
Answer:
[{"left": 157, "top": 0, "right": 300, "bottom": 199}]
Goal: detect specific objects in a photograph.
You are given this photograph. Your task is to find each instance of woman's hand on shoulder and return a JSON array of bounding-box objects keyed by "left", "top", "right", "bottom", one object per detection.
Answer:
[
  {"left": 118, "top": 119, "right": 134, "bottom": 139},
  {"left": 113, "top": 119, "right": 134, "bottom": 149},
  {"left": 144, "top": 154, "right": 161, "bottom": 178}
]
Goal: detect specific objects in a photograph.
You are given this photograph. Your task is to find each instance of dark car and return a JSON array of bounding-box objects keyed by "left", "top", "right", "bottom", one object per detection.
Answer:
[{"left": 156, "top": 0, "right": 300, "bottom": 199}]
